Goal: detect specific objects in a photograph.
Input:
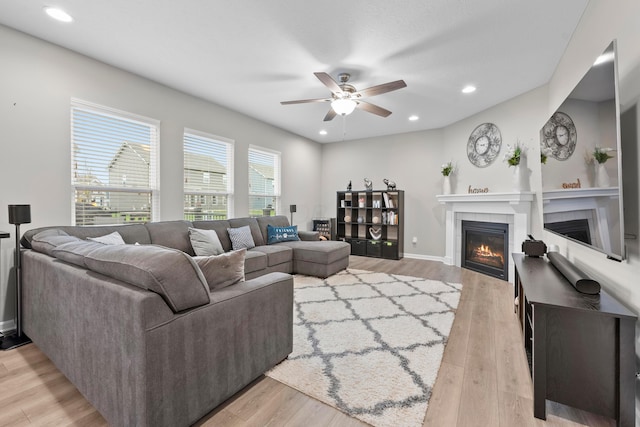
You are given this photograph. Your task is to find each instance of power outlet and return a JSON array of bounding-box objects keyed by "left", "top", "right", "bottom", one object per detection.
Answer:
[{"left": 412, "top": 236, "right": 418, "bottom": 244}]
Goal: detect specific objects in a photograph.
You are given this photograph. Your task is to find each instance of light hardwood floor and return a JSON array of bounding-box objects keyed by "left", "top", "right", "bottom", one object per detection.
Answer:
[{"left": 0, "top": 256, "right": 616, "bottom": 426}]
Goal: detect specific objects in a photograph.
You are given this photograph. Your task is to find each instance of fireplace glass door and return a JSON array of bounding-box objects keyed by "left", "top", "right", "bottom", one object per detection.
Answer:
[{"left": 461, "top": 220, "right": 508, "bottom": 280}]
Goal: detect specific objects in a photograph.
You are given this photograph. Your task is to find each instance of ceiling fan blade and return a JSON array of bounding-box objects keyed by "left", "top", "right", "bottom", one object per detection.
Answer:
[
  {"left": 281, "top": 97, "right": 331, "bottom": 105},
  {"left": 323, "top": 108, "right": 337, "bottom": 121},
  {"left": 356, "top": 101, "right": 392, "bottom": 117},
  {"left": 354, "top": 80, "right": 407, "bottom": 98},
  {"left": 314, "top": 72, "right": 344, "bottom": 95}
]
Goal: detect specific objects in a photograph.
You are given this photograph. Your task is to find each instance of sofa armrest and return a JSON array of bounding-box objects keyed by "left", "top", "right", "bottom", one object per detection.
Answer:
[{"left": 298, "top": 230, "right": 320, "bottom": 241}]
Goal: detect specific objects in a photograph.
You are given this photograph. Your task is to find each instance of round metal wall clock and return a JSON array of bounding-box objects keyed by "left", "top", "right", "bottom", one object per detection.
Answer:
[
  {"left": 467, "top": 123, "right": 502, "bottom": 167},
  {"left": 540, "top": 111, "right": 577, "bottom": 160}
]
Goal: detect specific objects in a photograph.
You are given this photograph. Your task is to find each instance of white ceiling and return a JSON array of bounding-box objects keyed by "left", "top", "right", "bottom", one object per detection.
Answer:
[{"left": 0, "top": 0, "right": 589, "bottom": 143}]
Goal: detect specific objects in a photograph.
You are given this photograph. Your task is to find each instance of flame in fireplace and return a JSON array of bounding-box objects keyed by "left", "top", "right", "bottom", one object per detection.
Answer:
[{"left": 474, "top": 244, "right": 504, "bottom": 265}]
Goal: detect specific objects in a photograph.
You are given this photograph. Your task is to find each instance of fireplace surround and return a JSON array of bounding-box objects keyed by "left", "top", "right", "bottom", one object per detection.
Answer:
[{"left": 436, "top": 192, "right": 534, "bottom": 283}]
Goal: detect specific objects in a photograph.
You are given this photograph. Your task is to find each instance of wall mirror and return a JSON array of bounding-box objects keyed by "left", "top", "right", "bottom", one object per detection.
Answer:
[{"left": 540, "top": 41, "right": 625, "bottom": 260}]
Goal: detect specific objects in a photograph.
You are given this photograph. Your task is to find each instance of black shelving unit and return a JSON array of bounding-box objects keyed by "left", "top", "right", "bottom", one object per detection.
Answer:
[{"left": 336, "top": 190, "right": 404, "bottom": 259}]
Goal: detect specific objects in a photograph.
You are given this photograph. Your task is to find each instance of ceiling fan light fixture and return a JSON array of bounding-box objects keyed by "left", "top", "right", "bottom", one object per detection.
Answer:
[{"left": 331, "top": 99, "right": 357, "bottom": 116}]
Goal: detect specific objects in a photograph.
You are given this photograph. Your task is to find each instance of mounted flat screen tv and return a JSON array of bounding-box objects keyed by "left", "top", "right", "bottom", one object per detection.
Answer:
[{"left": 540, "top": 41, "right": 625, "bottom": 260}]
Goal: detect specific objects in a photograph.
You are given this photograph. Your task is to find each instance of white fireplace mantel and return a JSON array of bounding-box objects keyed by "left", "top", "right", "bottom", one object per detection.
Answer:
[{"left": 436, "top": 192, "right": 535, "bottom": 283}]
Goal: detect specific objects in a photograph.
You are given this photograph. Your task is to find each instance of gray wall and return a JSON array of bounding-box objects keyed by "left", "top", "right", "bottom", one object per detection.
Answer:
[{"left": 0, "top": 25, "right": 322, "bottom": 328}]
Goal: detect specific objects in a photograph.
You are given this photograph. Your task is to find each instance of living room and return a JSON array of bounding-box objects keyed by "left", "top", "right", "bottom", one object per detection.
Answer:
[{"left": 0, "top": 1, "right": 639, "bottom": 426}]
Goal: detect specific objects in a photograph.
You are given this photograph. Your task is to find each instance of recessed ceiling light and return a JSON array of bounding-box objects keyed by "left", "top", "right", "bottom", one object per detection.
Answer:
[
  {"left": 462, "top": 85, "right": 476, "bottom": 94},
  {"left": 319, "top": 130, "right": 327, "bottom": 136},
  {"left": 408, "top": 115, "right": 419, "bottom": 121},
  {"left": 44, "top": 7, "right": 73, "bottom": 23}
]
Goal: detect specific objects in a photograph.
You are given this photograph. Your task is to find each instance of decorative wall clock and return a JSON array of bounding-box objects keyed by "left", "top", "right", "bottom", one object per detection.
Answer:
[
  {"left": 467, "top": 123, "right": 502, "bottom": 167},
  {"left": 540, "top": 111, "right": 577, "bottom": 160}
]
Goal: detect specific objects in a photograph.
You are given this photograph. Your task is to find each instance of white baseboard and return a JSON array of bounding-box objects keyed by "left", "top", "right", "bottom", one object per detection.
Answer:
[
  {"left": 403, "top": 253, "right": 445, "bottom": 262},
  {"left": 0, "top": 319, "right": 16, "bottom": 335}
]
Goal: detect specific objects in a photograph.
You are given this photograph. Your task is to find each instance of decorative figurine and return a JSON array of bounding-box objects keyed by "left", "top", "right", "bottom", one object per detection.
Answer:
[
  {"left": 347, "top": 180, "right": 352, "bottom": 191},
  {"left": 369, "top": 227, "right": 382, "bottom": 240},
  {"left": 383, "top": 178, "right": 396, "bottom": 190},
  {"left": 364, "top": 178, "right": 373, "bottom": 191}
]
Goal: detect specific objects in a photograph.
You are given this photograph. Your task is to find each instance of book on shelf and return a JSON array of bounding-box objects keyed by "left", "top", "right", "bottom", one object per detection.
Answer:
[{"left": 382, "top": 192, "right": 390, "bottom": 208}]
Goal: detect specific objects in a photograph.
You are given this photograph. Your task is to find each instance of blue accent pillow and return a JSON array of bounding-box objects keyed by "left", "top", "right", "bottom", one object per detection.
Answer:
[{"left": 267, "top": 224, "right": 300, "bottom": 244}]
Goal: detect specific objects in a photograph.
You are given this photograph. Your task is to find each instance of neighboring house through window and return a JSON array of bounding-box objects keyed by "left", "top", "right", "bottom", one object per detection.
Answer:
[
  {"left": 183, "top": 129, "right": 234, "bottom": 220},
  {"left": 71, "top": 99, "right": 159, "bottom": 225},
  {"left": 248, "top": 146, "right": 280, "bottom": 217}
]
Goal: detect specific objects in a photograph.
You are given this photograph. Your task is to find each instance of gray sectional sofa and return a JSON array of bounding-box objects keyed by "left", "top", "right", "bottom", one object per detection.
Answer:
[{"left": 19, "top": 215, "right": 350, "bottom": 427}]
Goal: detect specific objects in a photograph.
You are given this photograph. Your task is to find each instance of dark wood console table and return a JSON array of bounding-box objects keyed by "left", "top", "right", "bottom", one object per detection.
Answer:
[{"left": 513, "top": 253, "right": 636, "bottom": 426}]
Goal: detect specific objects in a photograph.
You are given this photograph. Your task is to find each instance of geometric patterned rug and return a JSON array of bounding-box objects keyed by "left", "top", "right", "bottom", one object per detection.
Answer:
[{"left": 266, "top": 269, "right": 462, "bottom": 427}]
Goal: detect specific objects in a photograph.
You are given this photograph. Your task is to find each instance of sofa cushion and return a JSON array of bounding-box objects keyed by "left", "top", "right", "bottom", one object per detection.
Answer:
[
  {"left": 87, "top": 231, "right": 126, "bottom": 245},
  {"left": 189, "top": 227, "right": 224, "bottom": 256},
  {"left": 84, "top": 244, "right": 210, "bottom": 312},
  {"left": 52, "top": 239, "right": 110, "bottom": 267},
  {"left": 244, "top": 250, "right": 267, "bottom": 274},
  {"left": 145, "top": 220, "right": 195, "bottom": 255},
  {"left": 194, "top": 249, "right": 246, "bottom": 291},
  {"left": 229, "top": 217, "right": 265, "bottom": 246},
  {"left": 191, "top": 220, "right": 232, "bottom": 252},
  {"left": 267, "top": 224, "right": 299, "bottom": 244},
  {"left": 275, "top": 240, "right": 351, "bottom": 265},
  {"left": 31, "top": 230, "right": 81, "bottom": 256},
  {"left": 250, "top": 245, "right": 292, "bottom": 267},
  {"left": 21, "top": 224, "right": 151, "bottom": 249},
  {"left": 228, "top": 225, "right": 256, "bottom": 250}
]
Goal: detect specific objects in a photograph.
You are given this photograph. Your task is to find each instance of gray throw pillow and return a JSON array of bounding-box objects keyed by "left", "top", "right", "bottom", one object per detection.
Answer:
[
  {"left": 87, "top": 231, "right": 126, "bottom": 245},
  {"left": 227, "top": 225, "right": 256, "bottom": 250},
  {"left": 189, "top": 227, "right": 224, "bottom": 256},
  {"left": 194, "top": 249, "right": 246, "bottom": 291}
]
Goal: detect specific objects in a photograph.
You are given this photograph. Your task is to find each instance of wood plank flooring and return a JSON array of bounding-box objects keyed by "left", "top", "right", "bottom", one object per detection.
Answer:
[{"left": 0, "top": 256, "right": 616, "bottom": 426}]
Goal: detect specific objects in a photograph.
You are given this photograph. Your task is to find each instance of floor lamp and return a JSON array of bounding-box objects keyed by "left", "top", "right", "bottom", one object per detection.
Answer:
[{"left": 0, "top": 204, "right": 32, "bottom": 350}]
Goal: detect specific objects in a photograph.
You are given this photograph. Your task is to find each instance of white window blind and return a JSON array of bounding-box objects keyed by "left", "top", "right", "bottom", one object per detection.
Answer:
[
  {"left": 71, "top": 100, "right": 159, "bottom": 225},
  {"left": 183, "top": 130, "right": 234, "bottom": 220},
  {"left": 248, "top": 146, "right": 280, "bottom": 217}
]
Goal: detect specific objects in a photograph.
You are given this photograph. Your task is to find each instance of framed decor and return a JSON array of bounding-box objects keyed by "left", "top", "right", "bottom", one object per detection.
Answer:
[
  {"left": 540, "top": 111, "right": 577, "bottom": 160},
  {"left": 467, "top": 123, "right": 502, "bottom": 167}
]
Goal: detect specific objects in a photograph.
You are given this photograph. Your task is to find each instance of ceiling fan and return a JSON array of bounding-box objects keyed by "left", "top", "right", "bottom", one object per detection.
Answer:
[{"left": 281, "top": 72, "right": 407, "bottom": 121}]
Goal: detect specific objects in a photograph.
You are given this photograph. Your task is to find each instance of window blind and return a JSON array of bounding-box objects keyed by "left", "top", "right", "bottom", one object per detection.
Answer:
[
  {"left": 183, "top": 130, "right": 234, "bottom": 220},
  {"left": 248, "top": 146, "right": 281, "bottom": 217},
  {"left": 71, "top": 100, "right": 159, "bottom": 225}
]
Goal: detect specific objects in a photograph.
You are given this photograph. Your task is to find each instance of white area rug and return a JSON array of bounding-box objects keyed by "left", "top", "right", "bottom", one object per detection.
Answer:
[{"left": 266, "top": 268, "right": 462, "bottom": 427}]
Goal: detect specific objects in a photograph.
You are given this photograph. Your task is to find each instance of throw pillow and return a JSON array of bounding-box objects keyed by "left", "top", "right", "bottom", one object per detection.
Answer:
[
  {"left": 227, "top": 225, "right": 256, "bottom": 250},
  {"left": 194, "top": 249, "right": 246, "bottom": 291},
  {"left": 87, "top": 231, "right": 126, "bottom": 245},
  {"left": 189, "top": 227, "right": 224, "bottom": 256},
  {"left": 267, "top": 224, "right": 300, "bottom": 245}
]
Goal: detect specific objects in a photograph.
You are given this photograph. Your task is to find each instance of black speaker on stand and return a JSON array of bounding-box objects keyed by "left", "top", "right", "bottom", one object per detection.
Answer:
[
  {"left": 1, "top": 204, "right": 32, "bottom": 350},
  {"left": 289, "top": 204, "right": 297, "bottom": 226}
]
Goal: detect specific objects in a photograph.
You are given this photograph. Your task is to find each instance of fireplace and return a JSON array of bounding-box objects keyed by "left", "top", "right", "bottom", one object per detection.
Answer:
[
  {"left": 544, "top": 219, "right": 592, "bottom": 245},
  {"left": 461, "top": 220, "right": 508, "bottom": 280}
]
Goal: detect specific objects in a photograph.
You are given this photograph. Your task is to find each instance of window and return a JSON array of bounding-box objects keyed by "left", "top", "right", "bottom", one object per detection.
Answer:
[
  {"left": 248, "top": 146, "right": 280, "bottom": 217},
  {"left": 71, "top": 100, "right": 159, "bottom": 225},
  {"left": 183, "top": 130, "right": 234, "bottom": 221}
]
